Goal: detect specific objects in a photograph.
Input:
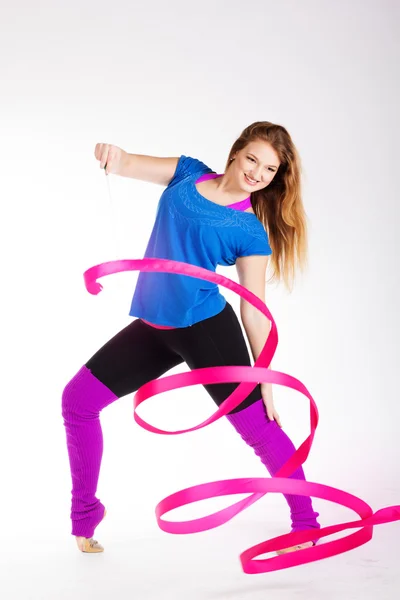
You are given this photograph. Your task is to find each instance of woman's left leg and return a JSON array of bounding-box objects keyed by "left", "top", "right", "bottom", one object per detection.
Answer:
[
  {"left": 224, "top": 398, "right": 320, "bottom": 549},
  {"left": 166, "top": 302, "right": 320, "bottom": 548}
]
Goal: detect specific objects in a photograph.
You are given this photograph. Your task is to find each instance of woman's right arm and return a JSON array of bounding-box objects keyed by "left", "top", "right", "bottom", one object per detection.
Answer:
[{"left": 94, "top": 143, "right": 180, "bottom": 186}]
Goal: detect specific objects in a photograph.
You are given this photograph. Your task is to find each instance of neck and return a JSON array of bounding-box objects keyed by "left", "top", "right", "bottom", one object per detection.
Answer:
[{"left": 214, "top": 172, "right": 251, "bottom": 203}]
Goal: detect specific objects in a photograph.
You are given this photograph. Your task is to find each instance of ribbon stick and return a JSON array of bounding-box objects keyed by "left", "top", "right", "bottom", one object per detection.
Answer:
[{"left": 83, "top": 258, "right": 400, "bottom": 573}]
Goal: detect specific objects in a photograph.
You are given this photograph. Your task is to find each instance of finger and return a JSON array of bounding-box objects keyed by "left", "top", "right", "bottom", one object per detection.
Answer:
[
  {"left": 95, "top": 142, "right": 102, "bottom": 160},
  {"left": 96, "top": 143, "right": 107, "bottom": 163}
]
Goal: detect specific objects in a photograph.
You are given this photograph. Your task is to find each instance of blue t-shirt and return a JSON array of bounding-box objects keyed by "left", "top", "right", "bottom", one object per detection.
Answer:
[{"left": 129, "top": 155, "right": 272, "bottom": 327}]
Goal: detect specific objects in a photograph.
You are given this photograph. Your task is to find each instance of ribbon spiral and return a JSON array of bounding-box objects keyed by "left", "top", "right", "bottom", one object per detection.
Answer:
[{"left": 83, "top": 258, "right": 400, "bottom": 573}]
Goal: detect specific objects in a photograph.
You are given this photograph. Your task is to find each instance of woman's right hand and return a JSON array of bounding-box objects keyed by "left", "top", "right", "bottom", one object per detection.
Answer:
[{"left": 94, "top": 143, "right": 127, "bottom": 175}]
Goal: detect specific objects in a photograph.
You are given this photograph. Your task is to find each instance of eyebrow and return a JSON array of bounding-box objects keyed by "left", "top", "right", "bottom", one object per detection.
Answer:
[{"left": 247, "top": 152, "right": 279, "bottom": 169}]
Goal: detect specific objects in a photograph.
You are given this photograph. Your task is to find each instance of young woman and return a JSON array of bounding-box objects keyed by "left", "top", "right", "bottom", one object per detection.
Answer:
[{"left": 62, "top": 121, "right": 321, "bottom": 555}]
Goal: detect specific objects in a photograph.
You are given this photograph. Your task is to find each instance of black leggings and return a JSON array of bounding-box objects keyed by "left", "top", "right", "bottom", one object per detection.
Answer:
[{"left": 86, "top": 302, "right": 262, "bottom": 414}]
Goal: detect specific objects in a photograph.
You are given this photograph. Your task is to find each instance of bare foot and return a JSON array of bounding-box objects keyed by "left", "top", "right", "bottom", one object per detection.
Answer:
[
  {"left": 276, "top": 541, "right": 315, "bottom": 555},
  {"left": 75, "top": 509, "right": 107, "bottom": 553}
]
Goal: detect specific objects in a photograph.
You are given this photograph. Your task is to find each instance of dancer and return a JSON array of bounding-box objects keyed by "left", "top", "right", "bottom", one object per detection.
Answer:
[{"left": 62, "top": 121, "right": 320, "bottom": 554}]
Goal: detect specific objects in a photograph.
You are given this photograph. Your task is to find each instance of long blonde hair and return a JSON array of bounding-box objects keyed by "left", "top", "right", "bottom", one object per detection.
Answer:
[{"left": 224, "top": 121, "right": 308, "bottom": 292}]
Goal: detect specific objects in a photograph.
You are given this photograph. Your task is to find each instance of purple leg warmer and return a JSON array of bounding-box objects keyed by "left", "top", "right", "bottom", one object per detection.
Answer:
[
  {"left": 61, "top": 366, "right": 118, "bottom": 537},
  {"left": 62, "top": 368, "right": 320, "bottom": 542},
  {"left": 226, "top": 398, "right": 320, "bottom": 539}
]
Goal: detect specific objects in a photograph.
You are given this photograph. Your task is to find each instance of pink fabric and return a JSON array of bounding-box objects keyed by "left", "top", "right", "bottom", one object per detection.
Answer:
[{"left": 82, "top": 257, "right": 400, "bottom": 573}]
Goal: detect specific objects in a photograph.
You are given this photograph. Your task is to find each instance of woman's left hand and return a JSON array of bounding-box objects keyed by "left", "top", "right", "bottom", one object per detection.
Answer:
[{"left": 261, "top": 386, "right": 282, "bottom": 427}]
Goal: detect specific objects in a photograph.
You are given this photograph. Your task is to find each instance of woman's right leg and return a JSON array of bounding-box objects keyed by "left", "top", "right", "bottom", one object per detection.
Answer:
[
  {"left": 169, "top": 303, "right": 320, "bottom": 551},
  {"left": 61, "top": 319, "right": 183, "bottom": 542}
]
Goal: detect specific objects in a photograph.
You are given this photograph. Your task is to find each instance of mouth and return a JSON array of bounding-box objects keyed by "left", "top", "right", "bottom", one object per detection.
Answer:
[{"left": 244, "top": 173, "right": 259, "bottom": 186}]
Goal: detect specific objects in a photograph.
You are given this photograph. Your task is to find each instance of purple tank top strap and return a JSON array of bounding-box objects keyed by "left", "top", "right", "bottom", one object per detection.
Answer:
[
  {"left": 195, "top": 172, "right": 219, "bottom": 184},
  {"left": 226, "top": 197, "right": 252, "bottom": 211}
]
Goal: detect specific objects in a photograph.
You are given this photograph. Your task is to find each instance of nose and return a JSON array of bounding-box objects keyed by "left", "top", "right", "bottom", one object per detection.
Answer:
[{"left": 251, "top": 168, "right": 263, "bottom": 181}]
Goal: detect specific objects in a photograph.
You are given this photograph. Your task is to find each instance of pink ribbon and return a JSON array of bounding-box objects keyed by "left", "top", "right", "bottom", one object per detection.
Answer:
[{"left": 83, "top": 258, "right": 400, "bottom": 573}]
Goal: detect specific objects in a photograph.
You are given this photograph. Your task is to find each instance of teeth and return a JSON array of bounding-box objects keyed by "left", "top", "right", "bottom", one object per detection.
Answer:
[{"left": 246, "top": 175, "right": 257, "bottom": 183}]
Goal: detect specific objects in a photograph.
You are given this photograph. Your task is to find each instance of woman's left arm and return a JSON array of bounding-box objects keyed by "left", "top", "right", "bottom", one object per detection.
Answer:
[{"left": 235, "top": 255, "right": 282, "bottom": 426}]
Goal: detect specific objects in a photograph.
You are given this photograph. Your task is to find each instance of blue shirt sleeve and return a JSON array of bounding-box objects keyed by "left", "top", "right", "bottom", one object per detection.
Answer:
[
  {"left": 237, "top": 233, "right": 272, "bottom": 258},
  {"left": 168, "top": 155, "right": 214, "bottom": 187}
]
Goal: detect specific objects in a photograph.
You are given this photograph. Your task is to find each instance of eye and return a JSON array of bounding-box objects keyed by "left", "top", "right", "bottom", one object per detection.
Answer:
[{"left": 247, "top": 156, "right": 275, "bottom": 172}]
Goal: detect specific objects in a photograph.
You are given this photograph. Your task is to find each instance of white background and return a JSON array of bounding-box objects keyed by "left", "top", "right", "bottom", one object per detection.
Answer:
[{"left": 1, "top": 0, "right": 399, "bottom": 598}]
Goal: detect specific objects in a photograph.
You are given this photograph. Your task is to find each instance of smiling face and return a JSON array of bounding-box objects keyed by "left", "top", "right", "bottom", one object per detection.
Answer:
[{"left": 231, "top": 139, "right": 281, "bottom": 192}]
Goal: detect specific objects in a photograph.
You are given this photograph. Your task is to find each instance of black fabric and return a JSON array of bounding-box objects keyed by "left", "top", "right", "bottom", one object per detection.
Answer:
[{"left": 85, "top": 302, "right": 262, "bottom": 414}]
